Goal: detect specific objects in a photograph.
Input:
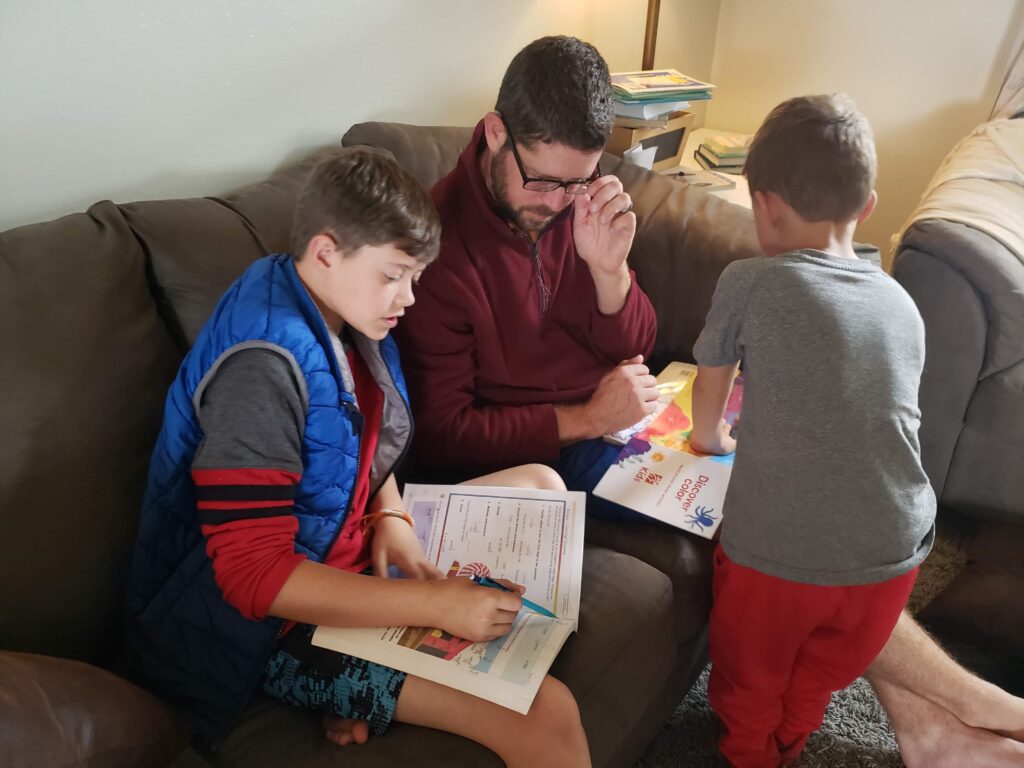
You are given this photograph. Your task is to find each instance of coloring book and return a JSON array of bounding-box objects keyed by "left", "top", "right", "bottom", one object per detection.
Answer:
[{"left": 594, "top": 362, "right": 743, "bottom": 539}]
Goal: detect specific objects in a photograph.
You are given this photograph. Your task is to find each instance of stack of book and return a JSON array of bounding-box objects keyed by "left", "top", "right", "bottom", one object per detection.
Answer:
[
  {"left": 694, "top": 134, "right": 750, "bottom": 174},
  {"left": 610, "top": 69, "right": 714, "bottom": 128}
]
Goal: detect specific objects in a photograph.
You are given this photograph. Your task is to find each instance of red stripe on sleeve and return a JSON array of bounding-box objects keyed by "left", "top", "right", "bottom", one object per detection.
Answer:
[
  {"left": 192, "top": 468, "right": 301, "bottom": 486},
  {"left": 196, "top": 499, "right": 294, "bottom": 511},
  {"left": 195, "top": 466, "right": 304, "bottom": 620}
]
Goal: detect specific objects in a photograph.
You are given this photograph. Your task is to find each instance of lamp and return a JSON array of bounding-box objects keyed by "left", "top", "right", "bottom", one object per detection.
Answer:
[
  {"left": 606, "top": 0, "right": 693, "bottom": 172},
  {"left": 642, "top": 0, "right": 660, "bottom": 70}
]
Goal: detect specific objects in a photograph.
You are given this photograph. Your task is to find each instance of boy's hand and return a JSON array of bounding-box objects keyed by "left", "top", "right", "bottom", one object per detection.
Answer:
[
  {"left": 430, "top": 577, "right": 523, "bottom": 642},
  {"left": 584, "top": 355, "right": 660, "bottom": 435},
  {"left": 370, "top": 516, "right": 443, "bottom": 580},
  {"left": 689, "top": 420, "right": 737, "bottom": 456}
]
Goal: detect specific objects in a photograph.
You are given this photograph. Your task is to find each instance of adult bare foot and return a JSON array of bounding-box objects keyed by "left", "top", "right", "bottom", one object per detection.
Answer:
[
  {"left": 875, "top": 679, "right": 1024, "bottom": 768},
  {"left": 323, "top": 713, "right": 370, "bottom": 746},
  {"left": 899, "top": 715, "right": 1024, "bottom": 768},
  {"left": 869, "top": 613, "right": 1024, "bottom": 744},
  {"left": 955, "top": 675, "right": 1024, "bottom": 744}
]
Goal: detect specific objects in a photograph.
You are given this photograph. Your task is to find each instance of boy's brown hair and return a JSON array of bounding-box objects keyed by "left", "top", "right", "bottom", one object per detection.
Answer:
[
  {"left": 290, "top": 147, "right": 440, "bottom": 262},
  {"left": 744, "top": 94, "right": 877, "bottom": 223}
]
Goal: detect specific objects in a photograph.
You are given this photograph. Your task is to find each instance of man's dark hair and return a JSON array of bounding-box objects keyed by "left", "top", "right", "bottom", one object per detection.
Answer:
[
  {"left": 495, "top": 36, "right": 614, "bottom": 152},
  {"left": 744, "top": 93, "right": 877, "bottom": 223},
  {"left": 290, "top": 147, "right": 440, "bottom": 262}
]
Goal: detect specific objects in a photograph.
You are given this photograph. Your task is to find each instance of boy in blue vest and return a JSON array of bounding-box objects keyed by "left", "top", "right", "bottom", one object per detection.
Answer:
[
  {"left": 126, "top": 147, "right": 589, "bottom": 766},
  {"left": 689, "top": 95, "right": 936, "bottom": 768}
]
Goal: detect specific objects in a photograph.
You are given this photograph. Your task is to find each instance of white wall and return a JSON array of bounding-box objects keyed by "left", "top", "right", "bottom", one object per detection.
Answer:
[
  {"left": 0, "top": 1, "right": 726, "bottom": 231},
  {"left": 0, "top": 1, "right": 725, "bottom": 232},
  {"left": 702, "top": 0, "right": 1023, "bottom": 261},
  {"left": 0, "top": 1, "right": 576, "bottom": 230}
]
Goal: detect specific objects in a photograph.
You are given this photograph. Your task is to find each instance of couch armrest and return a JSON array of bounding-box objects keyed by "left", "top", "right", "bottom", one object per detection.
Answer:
[
  {"left": 895, "top": 220, "right": 1024, "bottom": 378},
  {"left": 893, "top": 220, "right": 1024, "bottom": 517},
  {"left": 0, "top": 651, "right": 190, "bottom": 768}
]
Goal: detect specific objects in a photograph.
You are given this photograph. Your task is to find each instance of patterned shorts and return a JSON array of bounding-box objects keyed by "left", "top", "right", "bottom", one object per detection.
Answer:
[{"left": 262, "top": 624, "right": 407, "bottom": 735}]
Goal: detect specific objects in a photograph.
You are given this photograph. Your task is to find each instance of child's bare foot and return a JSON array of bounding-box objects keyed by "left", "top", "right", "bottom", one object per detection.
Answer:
[{"left": 322, "top": 713, "right": 370, "bottom": 746}]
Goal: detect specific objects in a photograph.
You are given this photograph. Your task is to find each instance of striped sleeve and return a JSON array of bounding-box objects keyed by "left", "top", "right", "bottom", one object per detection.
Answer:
[{"left": 192, "top": 347, "right": 308, "bottom": 620}]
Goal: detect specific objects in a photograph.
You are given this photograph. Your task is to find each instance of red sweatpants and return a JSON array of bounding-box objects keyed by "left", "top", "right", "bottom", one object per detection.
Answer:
[{"left": 708, "top": 545, "right": 917, "bottom": 768}]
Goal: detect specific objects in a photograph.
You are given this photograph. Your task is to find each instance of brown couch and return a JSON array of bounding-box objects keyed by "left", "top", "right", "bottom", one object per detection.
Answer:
[{"left": 0, "top": 123, "right": 760, "bottom": 767}]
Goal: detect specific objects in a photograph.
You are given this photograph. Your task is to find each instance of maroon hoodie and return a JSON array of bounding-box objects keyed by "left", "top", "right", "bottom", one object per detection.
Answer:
[{"left": 396, "top": 121, "right": 656, "bottom": 468}]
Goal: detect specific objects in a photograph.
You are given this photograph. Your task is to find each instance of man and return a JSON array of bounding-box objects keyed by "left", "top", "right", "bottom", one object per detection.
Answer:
[
  {"left": 397, "top": 35, "right": 1024, "bottom": 767},
  {"left": 396, "top": 35, "right": 659, "bottom": 516}
]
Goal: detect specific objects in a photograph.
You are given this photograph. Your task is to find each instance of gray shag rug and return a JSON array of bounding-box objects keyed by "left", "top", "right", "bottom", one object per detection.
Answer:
[
  {"left": 636, "top": 667, "right": 902, "bottom": 768},
  {"left": 635, "top": 535, "right": 967, "bottom": 767}
]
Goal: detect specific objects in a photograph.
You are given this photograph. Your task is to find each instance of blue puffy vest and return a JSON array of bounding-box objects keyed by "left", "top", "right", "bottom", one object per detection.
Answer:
[{"left": 125, "top": 254, "right": 411, "bottom": 745}]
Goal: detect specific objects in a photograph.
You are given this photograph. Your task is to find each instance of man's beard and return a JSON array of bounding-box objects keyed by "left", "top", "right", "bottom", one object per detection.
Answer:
[{"left": 490, "top": 146, "right": 561, "bottom": 232}]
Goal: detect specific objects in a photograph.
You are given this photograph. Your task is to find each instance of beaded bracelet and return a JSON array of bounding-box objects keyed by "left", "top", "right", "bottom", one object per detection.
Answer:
[{"left": 359, "top": 507, "right": 415, "bottom": 533}]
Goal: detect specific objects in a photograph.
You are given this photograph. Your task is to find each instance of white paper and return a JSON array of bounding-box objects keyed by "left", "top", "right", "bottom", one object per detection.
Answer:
[{"left": 623, "top": 143, "right": 658, "bottom": 170}]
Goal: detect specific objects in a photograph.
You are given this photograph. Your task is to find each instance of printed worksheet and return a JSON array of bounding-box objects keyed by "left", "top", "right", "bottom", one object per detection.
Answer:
[{"left": 312, "top": 485, "right": 585, "bottom": 713}]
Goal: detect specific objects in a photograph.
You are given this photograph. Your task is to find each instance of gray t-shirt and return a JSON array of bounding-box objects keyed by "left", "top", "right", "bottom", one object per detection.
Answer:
[{"left": 693, "top": 250, "right": 935, "bottom": 586}]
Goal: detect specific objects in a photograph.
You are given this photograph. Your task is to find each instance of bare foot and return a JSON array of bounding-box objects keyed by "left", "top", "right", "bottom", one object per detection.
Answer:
[
  {"left": 894, "top": 693, "right": 1024, "bottom": 768},
  {"left": 322, "top": 713, "right": 370, "bottom": 746},
  {"left": 971, "top": 687, "right": 1024, "bottom": 744}
]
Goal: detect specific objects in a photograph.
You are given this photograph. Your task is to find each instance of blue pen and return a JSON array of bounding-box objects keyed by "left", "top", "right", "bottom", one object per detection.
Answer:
[{"left": 471, "top": 575, "right": 558, "bottom": 619}]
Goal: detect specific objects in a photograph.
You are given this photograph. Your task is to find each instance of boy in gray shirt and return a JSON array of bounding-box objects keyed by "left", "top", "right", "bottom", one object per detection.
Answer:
[{"left": 690, "top": 94, "right": 935, "bottom": 768}]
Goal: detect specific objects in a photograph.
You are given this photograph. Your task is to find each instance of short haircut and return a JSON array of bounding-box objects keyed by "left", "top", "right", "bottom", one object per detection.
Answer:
[
  {"left": 744, "top": 94, "right": 877, "bottom": 223},
  {"left": 290, "top": 147, "right": 440, "bottom": 262},
  {"left": 495, "top": 36, "right": 613, "bottom": 152}
]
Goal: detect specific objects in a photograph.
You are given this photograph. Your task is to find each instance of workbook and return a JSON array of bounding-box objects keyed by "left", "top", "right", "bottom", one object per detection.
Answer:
[
  {"left": 594, "top": 362, "right": 743, "bottom": 539},
  {"left": 312, "top": 484, "right": 586, "bottom": 714}
]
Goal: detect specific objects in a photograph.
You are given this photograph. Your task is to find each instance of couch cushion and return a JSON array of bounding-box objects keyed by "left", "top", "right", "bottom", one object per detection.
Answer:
[
  {"left": 220, "top": 150, "right": 331, "bottom": 256},
  {"left": 0, "top": 651, "right": 188, "bottom": 768},
  {"left": 606, "top": 156, "right": 761, "bottom": 369},
  {"left": 120, "top": 198, "right": 269, "bottom": 349},
  {"left": 0, "top": 203, "right": 181, "bottom": 664},
  {"left": 0, "top": 651, "right": 189, "bottom": 768},
  {"left": 586, "top": 517, "right": 713, "bottom": 641},
  {"left": 342, "top": 123, "right": 473, "bottom": 190},
  {"left": 213, "top": 545, "right": 679, "bottom": 768}
]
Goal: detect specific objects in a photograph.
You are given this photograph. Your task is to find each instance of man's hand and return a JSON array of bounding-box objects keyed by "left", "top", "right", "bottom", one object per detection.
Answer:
[
  {"left": 370, "top": 516, "right": 444, "bottom": 580},
  {"left": 572, "top": 175, "right": 636, "bottom": 280},
  {"left": 583, "top": 355, "right": 660, "bottom": 437},
  {"left": 689, "top": 420, "right": 737, "bottom": 457},
  {"left": 428, "top": 577, "right": 523, "bottom": 643}
]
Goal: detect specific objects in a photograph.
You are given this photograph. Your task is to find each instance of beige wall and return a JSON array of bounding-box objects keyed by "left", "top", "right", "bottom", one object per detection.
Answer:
[
  {"left": 702, "top": 0, "right": 1023, "bottom": 261},
  {"left": 0, "top": 1, "right": 724, "bottom": 232}
]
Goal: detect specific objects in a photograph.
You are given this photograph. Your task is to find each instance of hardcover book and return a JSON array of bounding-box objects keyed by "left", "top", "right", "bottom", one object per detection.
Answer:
[
  {"left": 702, "top": 134, "right": 751, "bottom": 157},
  {"left": 697, "top": 145, "right": 745, "bottom": 168},
  {"left": 611, "top": 69, "right": 716, "bottom": 97},
  {"left": 612, "top": 98, "right": 690, "bottom": 120}
]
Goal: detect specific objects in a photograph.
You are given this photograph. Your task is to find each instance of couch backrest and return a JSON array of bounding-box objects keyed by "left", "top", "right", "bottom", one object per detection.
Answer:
[
  {"left": 0, "top": 203, "right": 183, "bottom": 664},
  {"left": 341, "top": 121, "right": 760, "bottom": 369},
  {"left": 0, "top": 155, "right": 317, "bottom": 666},
  {"left": 0, "top": 124, "right": 758, "bottom": 665}
]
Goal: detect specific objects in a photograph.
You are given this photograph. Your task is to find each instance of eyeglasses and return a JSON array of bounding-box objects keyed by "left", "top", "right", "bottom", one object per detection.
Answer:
[{"left": 504, "top": 123, "right": 601, "bottom": 194}]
